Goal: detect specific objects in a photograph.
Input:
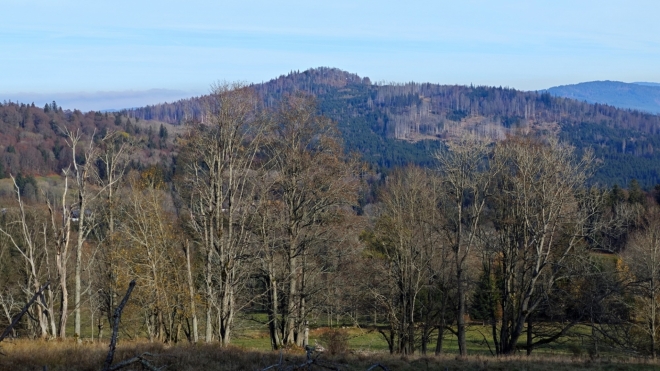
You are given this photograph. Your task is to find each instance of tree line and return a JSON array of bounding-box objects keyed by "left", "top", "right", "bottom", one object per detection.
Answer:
[{"left": 1, "top": 84, "right": 660, "bottom": 359}]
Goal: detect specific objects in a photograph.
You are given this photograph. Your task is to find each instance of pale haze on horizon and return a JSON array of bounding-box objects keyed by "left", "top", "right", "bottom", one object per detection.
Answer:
[{"left": 1, "top": 0, "right": 659, "bottom": 111}]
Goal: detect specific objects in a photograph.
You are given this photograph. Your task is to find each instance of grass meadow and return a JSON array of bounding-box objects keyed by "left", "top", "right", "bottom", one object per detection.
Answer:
[
  {"left": 2, "top": 339, "right": 660, "bottom": 371},
  {"left": 3, "top": 323, "right": 660, "bottom": 371}
]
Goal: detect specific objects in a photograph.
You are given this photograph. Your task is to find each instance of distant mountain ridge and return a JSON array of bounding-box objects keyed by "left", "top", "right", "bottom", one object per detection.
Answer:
[
  {"left": 634, "top": 82, "right": 660, "bottom": 87},
  {"left": 546, "top": 81, "right": 660, "bottom": 114}
]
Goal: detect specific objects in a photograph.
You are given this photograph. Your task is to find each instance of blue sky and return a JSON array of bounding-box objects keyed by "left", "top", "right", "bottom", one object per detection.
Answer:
[{"left": 1, "top": 0, "right": 659, "bottom": 111}]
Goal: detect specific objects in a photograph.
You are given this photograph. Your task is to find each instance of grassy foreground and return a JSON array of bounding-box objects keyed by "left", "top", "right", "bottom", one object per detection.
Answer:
[{"left": 1, "top": 339, "right": 660, "bottom": 371}]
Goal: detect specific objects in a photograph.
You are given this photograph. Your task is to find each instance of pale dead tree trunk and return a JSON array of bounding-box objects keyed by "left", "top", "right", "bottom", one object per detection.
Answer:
[
  {"left": 63, "top": 127, "right": 115, "bottom": 342},
  {"left": 0, "top": 176, "right": 49, "bottom": 338},
  {"left": 196, "top": 193, "right": 214, "bottom": 343},
  {"left": 64, "top": 129, "right": 93, "bottom": 342},
  {"left": 0, "top": 293, "right": 21, "bottom": 339},
  {"left": 178, "top": 83, "right": 268, "bottom": 346},
  {"left": 41, "top": 224, "right": 57, "bottom": 338},
  {"left": 434, "top": 135, "right": 496, "bottom": 357},
  {"left": 46, "top": 172, "right": 72, "bottom": 338}
]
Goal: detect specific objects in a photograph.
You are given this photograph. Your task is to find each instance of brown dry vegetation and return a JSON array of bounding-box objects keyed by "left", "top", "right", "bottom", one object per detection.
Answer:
[{"left": 2, "top": 340, "right": 660, "bottom": 371}]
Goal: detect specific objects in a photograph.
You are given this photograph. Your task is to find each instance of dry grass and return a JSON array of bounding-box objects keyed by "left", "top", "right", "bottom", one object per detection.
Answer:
[
  {"left": 2, "top": 339, "right": 660, "bottom": 371},
  {"left": 0, "top": 340, "right": 282, "bottom": 371}
]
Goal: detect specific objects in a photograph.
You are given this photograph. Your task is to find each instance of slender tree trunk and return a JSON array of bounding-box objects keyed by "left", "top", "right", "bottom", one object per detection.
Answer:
[
  {"left": 526, "top": 316, "right": 533, "bottom": 356},
  {"left": 185, "top": 242, "right": 198, "bottom": 343},
  {"left": 456, "top": 267, "right": 467, "bottom": 356},
  {"left": 491, "top": 315, "right": 500, "bottom": 355},
  {"left": 454, "top": 198, "right": 468, "bottom": 357},
  {"left": 435, "top": 325, "right": 445, "bottom": 355},
  {"left": 652, "top": 287, "right": 657, "bottom": 360},
  {"left": 74, "top": 188, "right": 88, "bottom": 342},
  {"left": 219, "top": 284, "right": 233, "bottom": 345},
  {"left": 58, "top": 273, "right": 68, "bottom": 338},
  {"left": 420, "top": 327, "right": 428, "bottom": 355},
  {"left": 29, "top": 277, "right": 48, "bottom": 339},
  {"left": 296, "top": 295, "right": 306, "bottom": 347},
  {"left": 284, "top": 252, "right": 297, "bottom": 345},
  {"left": 158, "top": 311, "right": 165, "bottom": 342},
  {"left": 46, "top": 287, "right": 56, "bottom": 337},
  {"left": 435, "top": 299, "right": 447, "bottom": 355},
  {"left": 99, "top": 314, "right": 105, "bottom": 340},
  {"left": 303, "top": 321, "right": 309, "bottom": 348},
  {"left": 267, "top": 270, "right": 280, "bottom": 349},
  {"left": 205, "top": 240, "right": 213, "bottom": 342},
  {"left": 295, "top": 258, "right": 307, "bottom": 348},
  {"left": 408, "top": 292, "right": 415, "bottom": 354}
]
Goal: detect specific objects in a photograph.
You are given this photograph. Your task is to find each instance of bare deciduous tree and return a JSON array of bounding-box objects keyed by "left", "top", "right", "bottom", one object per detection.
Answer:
[
  {"left": 0, "top": 176, "right": 50, "bottom": 338},
  {"left": 179, "top": 83, "right": 268, "bottom": 345},
  {"left": 255, "top": 94, "right": 359, "bottom": 348},
  {"left": 363, "top": 166, "right": 446, "bottom": 354},
  {"left": 486, "top": 136, "right": 595, "bottom": 355},
  {"left": 622, "top": 207, "right": 660, "bottom": 358},
  {"left": 434, "top": 135, "right": 495, "bottom": 357},
  {"left": 115, "top": 171, "right": 186, "bottom": 343},
  {"left": 46, "top": 172, "right": 72, "bottom": 338}
]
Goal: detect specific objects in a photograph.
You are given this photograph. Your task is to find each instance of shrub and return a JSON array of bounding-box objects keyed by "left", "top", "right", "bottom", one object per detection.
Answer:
[{"left": 318, "top": 328, "right": 350, "bottom": 355}]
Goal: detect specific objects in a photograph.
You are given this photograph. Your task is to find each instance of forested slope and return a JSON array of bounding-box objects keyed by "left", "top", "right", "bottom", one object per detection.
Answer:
[
  {"left": 3, "top": 68, "right": 660, "bottom": 187},
  {"left": 127, "top": 67, "right": 660, "bottom": 187},
  {"left": 0, "top": 101, "right": 174, "bottom": 183}
]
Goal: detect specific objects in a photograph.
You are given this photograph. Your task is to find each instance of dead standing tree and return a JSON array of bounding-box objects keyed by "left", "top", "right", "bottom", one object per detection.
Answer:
[
  {"left": 64, "top": 128, "right": 95, "bottom": 342},
  {"left": 60, "top": 128, "right": 127, "bottom": 341},
  {"left": 46, "top": 171, "right": 72, "bottom": 338},
  {"left": 0, "top": 282, "right": 50, "bottom": 343},
  {"left": 0, "top": 176, "right": 51, "bottom": 338}
]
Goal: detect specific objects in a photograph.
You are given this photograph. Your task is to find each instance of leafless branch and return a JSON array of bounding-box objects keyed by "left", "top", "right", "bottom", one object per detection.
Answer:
[
  {"left": 107, "top": 352, "right": 165, "bottom": 371},
  {"left": 0, "top": 281, "right": 50, "bottom": 343},
  {"left": 102, "top": 280, "right": 136, "bottom": 371}
]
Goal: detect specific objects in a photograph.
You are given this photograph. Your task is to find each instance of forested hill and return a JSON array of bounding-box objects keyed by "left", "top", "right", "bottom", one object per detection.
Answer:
[
  {"left": 4, "top": 68, "right": 660, "bottom": 187},
  {"left": 546, "top": 81, "right": 660, "bottom": 114},
  {"left": 0, "top": 101, "right": 174, "bottom": 180},
  {"left": 124, "top": 68, "right": 660, "bottom": 187}
]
